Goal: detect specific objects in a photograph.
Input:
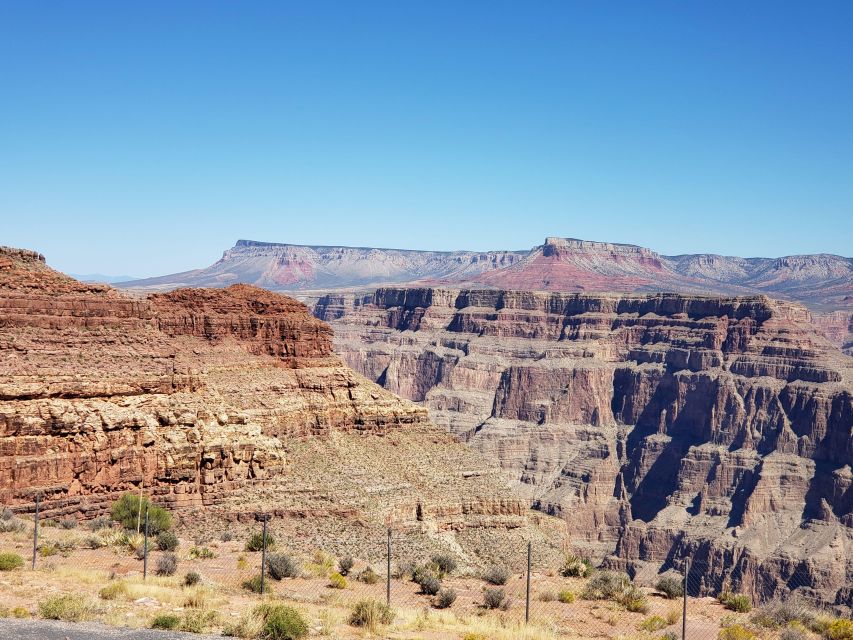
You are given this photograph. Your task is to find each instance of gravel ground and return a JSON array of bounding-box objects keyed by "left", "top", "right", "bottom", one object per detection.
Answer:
[{"left": 0, "top": 619, "right": 222, "bottom": 640}]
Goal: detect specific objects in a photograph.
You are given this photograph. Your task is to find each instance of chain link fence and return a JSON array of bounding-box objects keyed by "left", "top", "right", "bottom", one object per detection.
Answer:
[{"left": 1, "top": 496, "right": 851, "bottom": 639}]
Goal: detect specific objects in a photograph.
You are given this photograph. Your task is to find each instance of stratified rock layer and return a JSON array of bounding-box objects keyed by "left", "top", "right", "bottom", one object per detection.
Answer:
[
  {"left": 0, "top": 249, "right": 559, "bottom": 569},
  {"left": 318, "top": 287, "right": 853, "bottom": 609}
]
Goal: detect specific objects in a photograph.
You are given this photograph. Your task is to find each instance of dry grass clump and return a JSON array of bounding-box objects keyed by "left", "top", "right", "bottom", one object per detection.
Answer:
[
  {"left": 349, "top": 598, "right": 394, "bottom": 632},
  {"left": 38, "top": 594, "right": 93, "bottom": 622},
  {"left": 719, "top": 592, "right": 752, "bottom": 613},
  {"left": 98, "top": 580, "right": 129, "bottom": 600},
  {"left": 156, "top": 552, "right": 178, "bottom": 576},
  {"left": 0, "top": 552, "right": 24, "bottom": 570},
  {"left": 582, "top": 570, "right": 649, "bottom": 613}
]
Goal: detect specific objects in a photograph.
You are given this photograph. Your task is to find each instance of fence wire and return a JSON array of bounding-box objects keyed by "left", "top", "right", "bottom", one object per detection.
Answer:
[{"left": 0, "top": 499, "right": 851, "bottom": 640}]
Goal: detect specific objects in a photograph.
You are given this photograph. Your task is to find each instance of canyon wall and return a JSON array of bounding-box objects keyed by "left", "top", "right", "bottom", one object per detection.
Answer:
[
  {"left": 317, "top": 287, "right": 853, "bottom": 609},
  {"left": 0, "top": 249, "right": 559, "bottom": 568}
]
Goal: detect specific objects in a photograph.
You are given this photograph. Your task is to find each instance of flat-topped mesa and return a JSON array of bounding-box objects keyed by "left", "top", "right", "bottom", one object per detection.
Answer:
[
  {"left": 542, "top": 237, "right": 661, "bottom": 260},
  {"left": 320, "top": 285, "right": 853, "bottom": 608},
  {"left": 0, "top": 246, "right": 45, "bottom": 263}
]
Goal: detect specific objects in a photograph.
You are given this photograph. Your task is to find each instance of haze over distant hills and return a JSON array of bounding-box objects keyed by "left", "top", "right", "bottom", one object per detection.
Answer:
[{"left": 117, "top": 236, "right": 853, "bottom": 310}]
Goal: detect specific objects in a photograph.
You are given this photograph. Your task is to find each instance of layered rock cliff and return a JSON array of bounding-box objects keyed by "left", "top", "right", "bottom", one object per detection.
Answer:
[
  {"left": 0, "top": 249, "right": 559, "bottom": 567},
  {"left": 317, "top": 287, "right": 853, "bottom": 608}
]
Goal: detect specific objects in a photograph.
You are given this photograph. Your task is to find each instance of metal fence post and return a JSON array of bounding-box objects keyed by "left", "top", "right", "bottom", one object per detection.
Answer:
[
  {"left": 260, "top": 515, "right": 269, "bottom": 595},
  {"left": 386, "top": 527, "right": 392, "bottom": 607},
  {"left": 31, "top": 494, "right": 40, "bottom": 570},
  {"left": 682, "top": 557, "right": 690, "bottom": 640},
  {"left": 143, "top": 505, "right": 149, "bottom": 580},
  {"left": 525, "top": 541, "right": 532, "bottom": 624}
]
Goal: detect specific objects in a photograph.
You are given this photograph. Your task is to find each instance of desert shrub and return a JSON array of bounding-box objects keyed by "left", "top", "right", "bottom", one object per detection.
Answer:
[
  {"left": 824, "top": 618, "right": 853, "bottom": 640},
  {"left": 666, "top": 606, "right": 681, "bottom": 625},
  {"left": 639, "top": 615, "right": 668, "bottom": 632},
  {"left": 243, "top": 575, "right": 265, "bottom": 593},
  {"left": 349, "top": 599, "right": 394, "bottom": 632},
  {"left": 182, "top": 587, "right": 208, "bottom": 609},
  {"left": 752, "top": 598, "right": 816, "bottom": 629},
  {"left": 357, "top": 566, "right": 380, "bottom": 584},
  {"left": 222, "top": 611, "right": 264, "bottom": 639},
  {"left": 622, "top": 585, "right": 650, "bottom": 613},
  {"left": 0, "top": 552, "right": 24, "bottom": 571},
  {"left": 660, "top": 633, "right": 679, "bottom": 640},
  {"left": 220, "top": 530, "right": 234, "bottom": 542},
  {"left": 435, "top": 588, "right": 457, "bottom": 609},
  {"left": 720, "top": 592, "right": 752, "bottom": 613},
  {"left": 183, "top": 571, "right": 201, "bottom": 587},
  {"left": 418, "top": 572, "right": 442, "bottom": 596},
  {"left": 255, "top": 603, "right": 309, "bottom": 640},
  {"left": 156, "top": 530, "right": 179, "bottom": 552},
  {"left": 110, "top": 493, "right": 172, "bottom": 534},
  {"left": 656, "top": 575, "right": 684, "bottom": 599},
  {"left": 180, "top": 610, "right": 218, "bottom": 633},
  {"left": 0, "top": 518, "right": 25, "bottom": 533},
  {"left": 150, "top": 613, "right": 181, "bottom": 630},
  {"left": 338, "top": 554, "right": 354, "bottom": 576},
  {"left": 87, "top": 515, "right": 112, "bottom": 531},
  {"left": 305, "top": 550, "right": 334, "bottom": 577},
  {"left": 156, "top": 552, "right": 178, "bottom": 576},
  {"left": 392, "top": 559, "right": 416, "bottom": 580},
  {"left": 189, "top": 545, "right": 215, "bottom": 559},
  {"left": 780, "top": 624, "right": 810, "bottom": 640},
  {"left": 38, "top": 595, "right": 92, "bottom": 622},
  {"left": 483, "top": 587, "right": 508, "bottom": 610},
  {"left": 11, "top": 607, "right": 30, "bottom": 618},
  {"left": 538, "top": 589, "right": 557, "bottom": 602},
  {"left": 0, "top": 507, "right": 12, "bottom": 521},
  {"left": 245, "top": 530, "right": 276, "bottom": 552},
  {"left": 39, "top": 543, "right": 59, "bottom": 557},
  {"left": 98, "top": 581, "right": 128, "bottom": 600},
  {"left": 328, "top": 572, "right": 347, "bottom": 589},
  {"left": 482, "top": 565, "right": 510, "bottom": 585},
  {"left": 560, "top": 553, "right": 593, "bottom": 578},
  {"left": 718, "top": 624, "right": 757, "bottom": 640},
  {"left": 41, "top": 518, "right": 58, "bottom": 528},
  {"left": 59, "top": 517, "right": 77, "bottom": 530},
  {"left": 582, "top": 571, "right": 631, "bottom": 600},
  {"left": 558, "top": 589, "right": 576, "bottom": 604},
  {"left": 431, "top": 553, "right": 457, "bottom": 577},
  {"left": 267, "top": 553, "right": 300, "bottom": 580}
]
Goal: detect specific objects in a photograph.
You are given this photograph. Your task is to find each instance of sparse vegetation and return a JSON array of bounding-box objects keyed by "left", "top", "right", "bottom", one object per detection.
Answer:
[
  {"left": 718, "top": 624, "right": 757, "bottom": 640},
  {"left": 482, "top": 565, "right": 510, "bottom": 585},
  {"left": 87, "top": 515, "right": 112, "bottom": 531},
  {"left": 719, "top": 592, "right": 752, "bottom": 613},
  {"left": 245, "top": 530, "right": 275, "bottom": 552},
  {"left": 0, "top": 552, "right": 24, "bottom": 571},
  {"left": 150, "top": 613, "right": 181, "bottom": 630},
  {"left": 338, "top": 554, "right": 354, "bottom": 576},
  {"left": 431, "top": 553, "right": 457, "bottom": 577},
  {"left": 582, "top": 570, "right": 648, "bottom": 613},
  {"left": 98, "top": 581, "right": 128, "bottom": 600},
  {"left": 348, "top": 599, "right": 394, "bottom": 632},
  {"left": 59, "top": 517, "right": 77, "bottom": 529},
  {"left": 110, "top": 493, "right": 172, "bottom": 534},
  {"left": 328, "top": 571, "right": 347, "bottom": 589},
  {"left": 751, "top": 598, "right": 816, "bottom": 629},
  {"left": 189, "top": 545, "right": 215, "bottom": 559},
  {"left": 156, "top": 530, "right": 179, "bottom": 551},
  {"left": 38, "top": 594, "right": 92, "bottom": 622},
  {"left": 483, "top": 587, "right": 508, "bottom": 610},
  {"left": 267, "top": 553, "right": 299, "bottom": 580},
  {"left": 156, "top": 552, "right": 178, "bottom": 576},
  {"left": 183, "top": 570, "right": 201, "bottom": 586},
  {"left": 357, "top": 566, "right": 380, "bottom": 584},
  {"left": 656, "top": 575, "right": 684, "bottom": 599},
  {"left": 243, "top": 575, "right": 265, "bottom": 593},
  {"left": 180, "top": 609, "right": 218, "bottom": 633},
  {"left": 560, "top": 553, "right": 593, "bottom": 578},
  {"left": 435, "top": 587, "right": 457, "bottom": 609},
  {"left": 639, "top": 615, "right": 668, "bottom": 632},
  {"left": 255, "top": 603, "right": 309, "bottom": 639}
]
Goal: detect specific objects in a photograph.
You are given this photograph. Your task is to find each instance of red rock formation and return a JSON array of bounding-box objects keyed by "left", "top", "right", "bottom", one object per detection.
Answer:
[{"left": 318, "top": 287, "right": 853, "bottom": 609}]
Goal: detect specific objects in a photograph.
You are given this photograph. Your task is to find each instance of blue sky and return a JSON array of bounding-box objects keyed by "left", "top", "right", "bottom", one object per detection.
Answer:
[{"left": 1, "top": 1, "right": 851, "bottom": 277}]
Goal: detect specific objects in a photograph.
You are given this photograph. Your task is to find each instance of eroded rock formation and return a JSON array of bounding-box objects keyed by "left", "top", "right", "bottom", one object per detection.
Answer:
[
  {"left": 317, "top": 287, "right": 853, "bottom": 608},
  {"left": 0, "top": 249, "right": 559, "bottom": 568}
]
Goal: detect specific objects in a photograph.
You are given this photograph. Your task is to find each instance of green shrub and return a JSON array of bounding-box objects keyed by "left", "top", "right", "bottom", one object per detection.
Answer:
[
  {"left": 183, "top": 571, "right": 201, "bottom": 587},
  {"left": 357, "top": 566, "right": 380, "bottom": 584},
  {"left": 110, "top": 493, "right": 172, "bottom": 534},
  {"left": 348, "top": 599, "right": 394, "bottom": 632},
  {"left": 718, "top": 624, "right": 757, "bottom": 640},
  {"left": 639, "top": 615, "right": 668, "bottom": 632},
  {"left": 189, "top": 546, "right": 215, "bottom": 559},
  {"left": 582, "top": 571, "right": 631, "bottom": 600},
  {"left": 156, "top": 552, "right": 178, "bottom": 576},
  {"left": 482, "top": 565, "right": 510, "bottom": 585},
  {"left": 656, "top": 575, "right": 684, "bottom": 599},
  {"left": 0, "top": 552, "right": 24, "bottom": 571},
  {"left": 98, "top": 581, "right": 128, "bottom": 600},
  {"left": 156, "top": 530, "right": 179, "bottom": 551},
  {"left": 245, "top": 530, "right": 275, "bottom": 552},
  {"left": 431, "top": 553, "right": 457, "bottom": 577},
  {"left": 338, "top": 555, "right": 354, "bottom": 576},
  {"left": 621, "top": 585, "right": 650, "bottom": 613},
  {"left": 267, "top": 553, "right": 299, "bottom": 580},
  {"left": 825, "top": 618, "right": 853, "bottom": 640},
  {"left": 243, "top": 575, "right": 265, "bottom": 593},
  {"left": 256, "top": 603, "right": 308, "bottom": 639},
  {"left": 150, "top": 613, "right": 181, "bottom": 630},
  {"left": 720, "top": 592, "right": 752, "bottom": 613},
  {"left": 435, "top": 588, "right": 457, "bottom": 609},
  {"left": 11, "top": 607, "right": 30, "bottom": 619},
  {"left": 483, "top": 587, "right": 508, "bottom": 610},
  {"left": 328, "top": 572, "right": 347, "bottom": 589},
  {"left": 38, "top": 595, "right": 92, "bottom": 622},
  {"left": 558, "top": 589, "right": 576, "bottom": 604},
  {"left": 560, "top": 553, "right": 593, "bottom": 578}
]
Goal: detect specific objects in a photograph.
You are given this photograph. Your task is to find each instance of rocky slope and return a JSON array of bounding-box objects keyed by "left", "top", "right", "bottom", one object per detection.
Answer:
[
  {"left": 317, "top": 287, "right": 853, "bottom": 609},
  {"left": 0, "top": 248, "right": 560, "bottom": 565}
]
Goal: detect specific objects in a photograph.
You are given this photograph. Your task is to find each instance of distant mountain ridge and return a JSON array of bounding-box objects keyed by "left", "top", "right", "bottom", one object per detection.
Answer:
[{"left": 118, "top": 236, "right": 853, "bottom": 309}]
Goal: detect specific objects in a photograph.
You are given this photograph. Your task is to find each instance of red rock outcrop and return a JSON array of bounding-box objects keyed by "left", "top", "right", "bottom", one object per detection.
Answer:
[{"left": 317, "top": 287, "right": 853, "bottom": 609}]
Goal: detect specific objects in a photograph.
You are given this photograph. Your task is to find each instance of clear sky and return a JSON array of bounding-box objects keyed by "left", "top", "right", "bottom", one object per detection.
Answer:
[{"left": 1, "top": 1, "right": 851, "bottom": 277}]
